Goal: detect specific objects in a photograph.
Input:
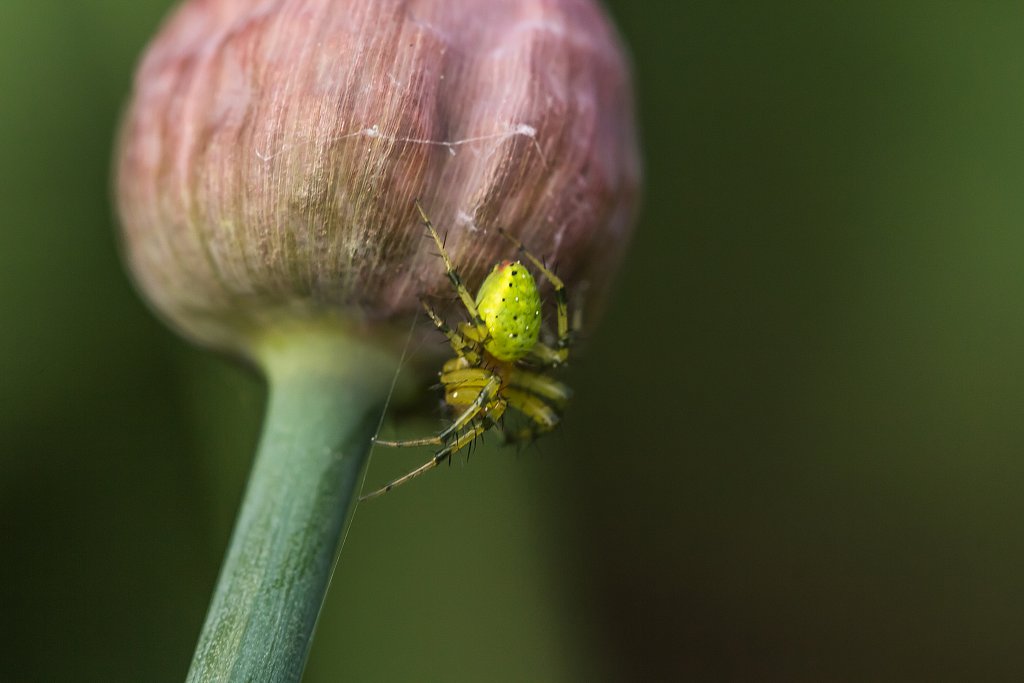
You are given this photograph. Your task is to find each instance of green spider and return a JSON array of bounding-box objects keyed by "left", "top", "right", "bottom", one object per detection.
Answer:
[{"left": 360, "top": 201, "right": 575, "bottom": 500}]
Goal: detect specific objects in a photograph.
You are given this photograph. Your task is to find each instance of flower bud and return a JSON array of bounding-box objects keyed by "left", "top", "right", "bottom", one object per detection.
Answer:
[{"left": 116, "top": 0, "right": 641, "bottom": 358}]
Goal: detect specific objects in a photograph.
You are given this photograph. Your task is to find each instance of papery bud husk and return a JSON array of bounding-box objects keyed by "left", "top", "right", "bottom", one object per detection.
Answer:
[{"left": 116, "top": 0, "right": 642, "bottom": 358}]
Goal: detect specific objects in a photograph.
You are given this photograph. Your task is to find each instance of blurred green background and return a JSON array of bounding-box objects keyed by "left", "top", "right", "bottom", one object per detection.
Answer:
[{"left": 3, "top": 1, "right": 1024, "bottom": 681}]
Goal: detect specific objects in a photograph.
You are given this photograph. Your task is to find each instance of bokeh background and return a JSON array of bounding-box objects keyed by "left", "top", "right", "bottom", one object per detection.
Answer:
[{"left": 3, "top": 1, "right": 1024, "bottom": 681}]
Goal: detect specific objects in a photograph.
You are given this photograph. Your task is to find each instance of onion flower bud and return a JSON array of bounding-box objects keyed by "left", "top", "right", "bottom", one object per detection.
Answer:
[{"left": 116, "top": 0, "right": 641, "bottom": 359}]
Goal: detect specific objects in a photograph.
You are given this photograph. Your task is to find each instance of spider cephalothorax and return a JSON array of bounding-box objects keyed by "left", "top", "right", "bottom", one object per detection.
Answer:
[{"left": 361, "top": 201, "right": 575, "bottom": 499}]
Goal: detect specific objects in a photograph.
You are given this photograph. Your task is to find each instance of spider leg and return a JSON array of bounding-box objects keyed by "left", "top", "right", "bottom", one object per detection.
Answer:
[
  {"left": 374, "top": 373, "right": 501, "bottom": 447},
  {"left": 499, "top": 228, "right": 571, "bottom": 364},
  {"left": 361, "top": 397, "right": 508, "bottom": 500},
  {"left": 420, "top": 299, "right": 481, "bottom": 365},
  {"left": 415, "top": 200, "right": 490, "bottom": 344},
  {"left": 360, "top": 420, "right": 492, "bottom": 500},
  {"left": 499, "top": 387, "right": 560, "bottom": 446},
  {"left": 504, "top": 387, "right": 560, "bottom": 429},
  {"left": 506, "top": 366, "right": 572, "bottom": 408}
]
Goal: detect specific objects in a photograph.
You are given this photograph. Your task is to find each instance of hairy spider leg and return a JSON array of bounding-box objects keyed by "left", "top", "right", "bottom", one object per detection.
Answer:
[
  {"left": 497, "top": 366, "right": 573, "bottom": 445},
  {"left": 420, "top": 299, "right": 481, "bottom": 366},
  {"left": 501, "top": 387, "right": 561, "bottom": 436},
  {"left": 374, "top": 373, "right": 501, "bottom": 448},
  {"left": 498, "top": 228, "right": 572, "bottom": 365},
  {"left": 360, "top": 417, "right": 495, "bottom": 497},
  {"left": 415, "top": 200, "right": 490, "bottom": 344},
  {"left": 505, "top": 366, "right": 572, "bottom": 407}
]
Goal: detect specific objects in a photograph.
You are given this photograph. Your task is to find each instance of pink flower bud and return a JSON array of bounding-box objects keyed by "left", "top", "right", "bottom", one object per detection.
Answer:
[{"left": 116, "top": 0, "right": 641, "bottom": 357}]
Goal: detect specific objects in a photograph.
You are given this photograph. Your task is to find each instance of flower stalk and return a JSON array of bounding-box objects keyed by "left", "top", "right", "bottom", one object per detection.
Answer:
[{"left": 186, "top": 327, "right": 396, "bottom": 682}]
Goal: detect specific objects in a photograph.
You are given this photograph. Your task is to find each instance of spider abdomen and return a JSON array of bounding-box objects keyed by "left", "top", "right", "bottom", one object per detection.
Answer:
[{"left": 475, "top": 260, "right": 542, "bottom": 361}]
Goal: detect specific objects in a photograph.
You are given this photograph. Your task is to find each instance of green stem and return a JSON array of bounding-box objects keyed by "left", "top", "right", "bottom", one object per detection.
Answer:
[{"left": 187, "top": 328, "right": 396, "bottom": 683}]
